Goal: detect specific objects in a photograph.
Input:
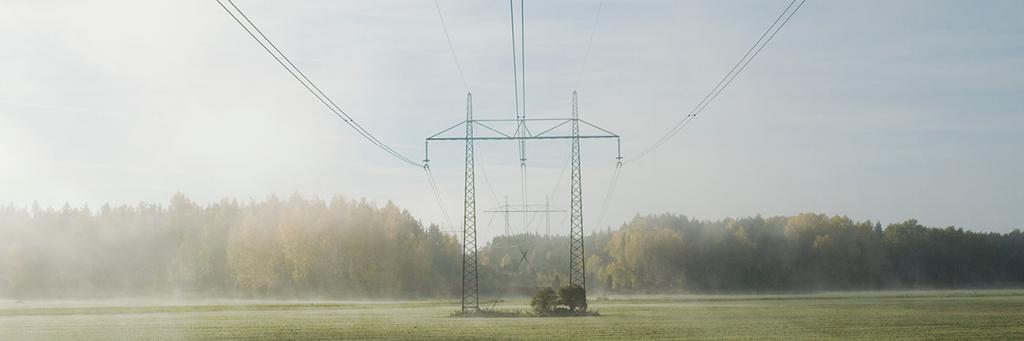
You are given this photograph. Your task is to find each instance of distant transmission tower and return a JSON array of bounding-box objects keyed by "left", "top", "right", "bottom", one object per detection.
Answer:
[
  {"left": 485, "top": 196, "right": 565, "bottom": 236},
  {"left": 425, "top": 91, "right": 621, "bottom": 312}
]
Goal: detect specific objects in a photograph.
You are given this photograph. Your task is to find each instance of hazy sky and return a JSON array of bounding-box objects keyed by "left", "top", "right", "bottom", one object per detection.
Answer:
[{"left": 1, "top": 0, "right": 1021, "bottom": 239}]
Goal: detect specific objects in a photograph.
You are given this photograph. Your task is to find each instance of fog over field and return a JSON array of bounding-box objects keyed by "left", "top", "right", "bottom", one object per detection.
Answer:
[
  {"left": 1, "top": 0, "right": 1022, "bottom": 339},
  {"left": 2, "top": 194, "right": 1022, "bottom": 300},
  {"left": 4, "top": 291, "right": 1024, "bottom": 340}
]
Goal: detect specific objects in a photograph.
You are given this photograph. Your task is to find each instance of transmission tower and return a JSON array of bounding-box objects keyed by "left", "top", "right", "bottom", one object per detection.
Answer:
[
  {"left": 545, "top": 195, "right": 551, "bottom": 235},
  {"left": 426, "top": 91, "right": 620, "bottom": 312},
  {"left": 568, "top": 91, "right": 585, "bottom": 290},
  {"left": 460, "top": 93, "right": 479, "bottom": 312}
]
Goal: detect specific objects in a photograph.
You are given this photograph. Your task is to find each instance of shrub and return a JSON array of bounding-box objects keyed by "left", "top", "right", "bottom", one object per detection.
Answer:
[
  {"left": 557, "top": 285, "right": 587, "bottom": 312},
  {"left": 530, "top": 287, "right": 558, "bottom": 315}
]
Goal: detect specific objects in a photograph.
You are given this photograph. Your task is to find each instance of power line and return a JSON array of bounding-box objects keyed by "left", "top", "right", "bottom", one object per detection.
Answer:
[
  {"left": 433, "top": 0, "right": 470, "bottom": 91},
  {"left": 510, "top": 0, "right": 532, "bottom": 260},
  {"left": 488, "top": 234, "right": 538, "bottom": 309},
  {"left": 493, "top": 197, "right": 539, "bottom": 279},
  {"left": 594, "top": 163, "right": 622, "bottom": 230},
  {"left": 575, "top": 0, "right": 605, "bottom": 90},
  {"left": 217, "top": 0, "right": 471, "bottom": 245},
  {"left": 425, "top": 167, "right": 455, "bottom": 229},
  {"left": 520, "top": 0, "right": 527, "bottom": 121},
  {"left": 521, "top": 163, "right": 529, "bottom": 234},
  {"left": 549, "top": 153, "right": 571, "bottom": 198},
  {"left": 509, "top": 0, "right": 521, "bottom": 121},
  {"left": 625, "top": 0, "right": 806, "bottom": 164},
  {"left": 215, "top": 0, "right": 422, "bottom": 168},
  {"left": 477, "top": 161, "right": 502, "bottom": 208}
]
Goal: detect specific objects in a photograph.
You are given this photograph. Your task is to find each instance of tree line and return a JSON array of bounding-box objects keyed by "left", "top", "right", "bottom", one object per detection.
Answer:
[
  {"left": 589, "top": 214, "right": 1024, "bottom": 292},
  {"left": 1, "top": 194, "right": 1022, "bottom": 299},
  {"left": 0, "top": 194, "right": 460, "bottom": 298}
]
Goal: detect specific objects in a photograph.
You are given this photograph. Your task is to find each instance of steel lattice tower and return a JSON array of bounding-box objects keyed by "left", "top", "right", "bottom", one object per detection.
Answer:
[
  {"left": 425, "top": 91, "right": 619, "bottom": 312},
  {"left": 484, "top": 197, "right": 565, "bottom": 236},
  {"left": 461, "top": 93, "right": 479, "bottom": 312},
  {"left": 568, "top": 91, "right": 585, "bottom": 290}
]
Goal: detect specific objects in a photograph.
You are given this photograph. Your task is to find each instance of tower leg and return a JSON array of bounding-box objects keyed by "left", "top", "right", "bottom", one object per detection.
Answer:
[
  {"left": 462, "top": 93, "right": 479, "bottom": 313},
  {"left": 569, "top": 91, "right": 586, "bottom": 304}
]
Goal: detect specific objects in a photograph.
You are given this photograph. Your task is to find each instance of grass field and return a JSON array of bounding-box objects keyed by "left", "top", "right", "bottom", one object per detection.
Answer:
[{"left": 2, "top": 290, "right": 1023, "bottom": 340}]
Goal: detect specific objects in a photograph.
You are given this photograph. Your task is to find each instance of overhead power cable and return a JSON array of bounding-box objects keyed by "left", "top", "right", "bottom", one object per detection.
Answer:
[
  {"left": 594, "top": 163, "right": 622, "bottom": 230},
  {"left": 215, "top": 0, "right": 422, "bottom": 168},
  {"left": 548, "top": 153, "right": 571, "bottom": 199},
  {"left": 489, "top": 237, "right": 537, "bottom": 309},
  {"left": 575, "top": 0, "right": 605, "bottom": 90},
  {"left": 519, "top": 0, "right": 526, "bottom": 120},
  {"left": 478, "top": 161, "right": 503, "bottom": 208},
  {"left": 433, "top": 0, "right": 470, "bottom": 91},
  {"left": 520, "top": 164, "right": 529, "bottom": 233},
  {"left": 625, "top": 0, "right": 806, "bottom": 164},
  {"left": 509, "top": 0, "right": 521, "bottom": 121},
  {"left": 425, "top": 167, "right": 455, "bottom": 229}
]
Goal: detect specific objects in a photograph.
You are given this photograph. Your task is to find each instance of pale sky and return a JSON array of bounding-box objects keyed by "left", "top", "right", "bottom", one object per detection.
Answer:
[{"left": 1, "top": 0, "right": 1021, "bottom": 239}]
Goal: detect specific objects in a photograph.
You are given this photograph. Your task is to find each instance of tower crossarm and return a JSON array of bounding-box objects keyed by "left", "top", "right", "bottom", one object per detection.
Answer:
[{"left": 425, "top": 117, "right": 620, "bottom": 161}]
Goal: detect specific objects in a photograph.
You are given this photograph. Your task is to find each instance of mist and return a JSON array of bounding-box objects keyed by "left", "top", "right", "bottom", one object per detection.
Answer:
[
  {"left": 3, "top": 193, "right": 1022, "bottom": 301},
  {"left": 2, "top": 0, "right": 1024, "bottom": 338}
]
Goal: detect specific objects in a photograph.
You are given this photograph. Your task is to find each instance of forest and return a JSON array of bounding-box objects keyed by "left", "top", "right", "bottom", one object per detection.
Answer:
[{"left": 1, "top": 194, "right": 1022, "bottom": 299}]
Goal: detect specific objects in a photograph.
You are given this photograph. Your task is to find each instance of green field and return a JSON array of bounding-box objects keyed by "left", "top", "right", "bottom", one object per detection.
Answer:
[{"left": 2, "top": 290, "right": 1023, "bottom": 340}]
